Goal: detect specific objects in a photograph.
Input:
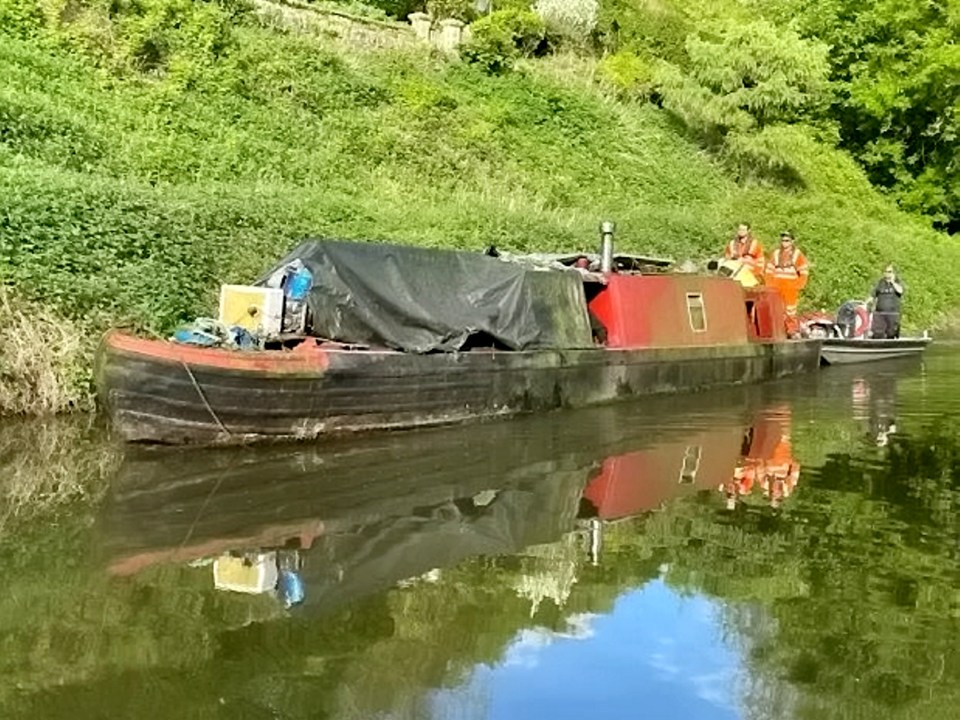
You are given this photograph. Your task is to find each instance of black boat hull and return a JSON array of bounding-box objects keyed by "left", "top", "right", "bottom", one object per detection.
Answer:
[{"left": 96, "top": 333, "right": 822, "bottom": 445}]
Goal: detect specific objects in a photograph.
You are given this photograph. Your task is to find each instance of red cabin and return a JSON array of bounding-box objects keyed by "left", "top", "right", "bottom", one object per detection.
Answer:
[{"left": 587, "top": 274, "right": 786, "bottom": 349}]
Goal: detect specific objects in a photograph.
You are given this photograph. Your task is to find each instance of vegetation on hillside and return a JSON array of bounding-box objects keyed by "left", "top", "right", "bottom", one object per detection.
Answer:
[{"left": 0, "top": 0, "right": 958, "bottom": 413}]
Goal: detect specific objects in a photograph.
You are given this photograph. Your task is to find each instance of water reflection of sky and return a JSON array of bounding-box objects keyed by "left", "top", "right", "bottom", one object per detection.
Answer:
[{"left": 430, "top": 579, "right": 743, "bottom": 720}]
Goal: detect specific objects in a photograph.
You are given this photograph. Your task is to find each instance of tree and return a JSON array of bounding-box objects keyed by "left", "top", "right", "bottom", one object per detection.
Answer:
[
  {"left": 657, "top": 20, "right": 829, "bottom": 138},
  {"left": 652, "top": 19, "right": 829, "bottom": 183},
  {"left": 759, "top": 0, "right": 960, "bottom": 230}
]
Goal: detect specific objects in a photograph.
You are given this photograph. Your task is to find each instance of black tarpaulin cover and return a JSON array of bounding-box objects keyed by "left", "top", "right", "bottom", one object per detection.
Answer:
[{"left": 258, "top": 239, "right": 593, "bottom": 352}]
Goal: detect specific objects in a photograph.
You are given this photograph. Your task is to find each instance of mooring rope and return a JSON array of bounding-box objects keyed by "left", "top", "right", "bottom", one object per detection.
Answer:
[{"left": 181, "top": 360, "right": 232, "bottom": 437}]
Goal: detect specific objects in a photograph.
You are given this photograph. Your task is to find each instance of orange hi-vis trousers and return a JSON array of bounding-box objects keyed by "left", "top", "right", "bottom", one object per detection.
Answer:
[
  {"left": 765, "top": 276, "right": 802, "bottom": 333},
  {"left": 765, "top": 248, "right": 809, "bottom": 334}
]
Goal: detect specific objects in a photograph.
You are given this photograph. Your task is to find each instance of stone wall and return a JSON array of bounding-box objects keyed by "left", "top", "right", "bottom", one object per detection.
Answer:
[
  {"left": 408, "top": 13, "right": 472, "bottom": 53},
  {"left": 253, "top": 0, "right": 473, "bottom": 53}
]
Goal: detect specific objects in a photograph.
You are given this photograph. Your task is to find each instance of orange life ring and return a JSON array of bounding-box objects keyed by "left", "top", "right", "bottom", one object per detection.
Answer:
[{"left": 851, "top": 306, "right": 869, "bottom": 337}]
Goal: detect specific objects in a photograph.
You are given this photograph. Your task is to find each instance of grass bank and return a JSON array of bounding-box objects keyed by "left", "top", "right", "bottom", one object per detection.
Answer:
[
  {"left": 0, "top": 289, "right": 93, "bottom": 413},
  {"left": 1, "top": 10, "right": 958, "bottom": 414}
]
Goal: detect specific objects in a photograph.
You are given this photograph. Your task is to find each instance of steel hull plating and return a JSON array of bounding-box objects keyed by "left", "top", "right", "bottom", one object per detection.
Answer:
[{"left": 96, "top": 333, "right": 822, "bottom": 445}]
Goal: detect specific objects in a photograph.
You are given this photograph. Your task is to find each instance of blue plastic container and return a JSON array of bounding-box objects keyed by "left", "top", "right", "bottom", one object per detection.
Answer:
[{"left": 286, "top": 263, "right": 313, "bottom": 301}]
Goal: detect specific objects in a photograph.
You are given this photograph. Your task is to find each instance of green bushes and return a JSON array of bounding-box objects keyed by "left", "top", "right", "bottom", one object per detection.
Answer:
[
  {"left": 461, "top": 9, "right": 549, "bottom": 73},
  {"left": 0, "top": 0, "right": 243, "bottom": 81},
  {"left": 653, "top": 20, "right": 829, "bottom": 141},
  {"left": 0, "top": 0, "right": 44, "bottom": 38},
  {"left": 679, "top": 21, "right": 829, "bottom": 131},
  {"left": 0, "top": 95, "right": 105, "bottom": 172},
  {"left": 594, "top": 0, "right": 691, "bottom": 63},
  {"left": 646, "top": 20, "right": 831, "bottom": 186},
  {"left": 595, "top": 0, "right": 960, "bottom": 231},
  {"left": 596, "top": 50, "right": 655, "bottom": 100},
  {"left": 758, "top": 0, "right": 960, "bottom": 231},
  {"left": 0, "top": 166, "right": 309, "bottom": 331}
]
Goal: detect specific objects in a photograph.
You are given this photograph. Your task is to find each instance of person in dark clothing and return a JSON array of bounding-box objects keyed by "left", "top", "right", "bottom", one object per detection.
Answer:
[{"left": 869, "top": 265, "right": 904, "bottom": 338}]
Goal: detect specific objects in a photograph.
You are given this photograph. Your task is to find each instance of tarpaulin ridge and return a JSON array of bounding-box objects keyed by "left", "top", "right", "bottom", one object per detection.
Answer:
[{"left": 258, "top": 239, "right": 594, "bottom": 353}]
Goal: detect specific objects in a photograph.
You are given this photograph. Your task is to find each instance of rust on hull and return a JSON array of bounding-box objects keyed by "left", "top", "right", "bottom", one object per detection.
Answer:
[{"left": 96, "top": 332, "right": 821, "bottom": 445}]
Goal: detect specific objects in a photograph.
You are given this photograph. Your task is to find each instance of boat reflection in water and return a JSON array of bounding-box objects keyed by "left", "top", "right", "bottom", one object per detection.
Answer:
[{"left": 102, "top": 389, "right": 802, "bottom": 612}]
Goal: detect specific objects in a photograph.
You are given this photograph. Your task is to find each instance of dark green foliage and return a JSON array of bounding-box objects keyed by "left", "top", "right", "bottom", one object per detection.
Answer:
[
  {"left": 461, "top": 8, "right": 549, "bottom": 73},
  {"left": 653, "top": 21, "right": 828, "bottom": 145},
  {"left": 0, "top": 0, "right": 45, "bottom": 38},
  {"left": 595, "top": 0, "right": 692, "bottom": 64},
  {"left": 425, "top": 0, "right": 475, "bottom": 21},
  {"left": 746, "top": 0, "right": 960, "bottom": 230},
  {"left": 650, "top": 19, "right": 830, "bottom": 186},
  {"left": 597, "top": 0, "right": 960, "bottom": 229},
  {"left": 680, "top": 21, "right": 829, "bottom": 130}
]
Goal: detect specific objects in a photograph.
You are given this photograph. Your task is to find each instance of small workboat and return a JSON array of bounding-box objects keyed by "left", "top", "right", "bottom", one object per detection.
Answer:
[
  {"left": 801, "top": 300, "right": 932, "bottom": 365},
  {"left": 820, "top": 337, "right": 932, "bottom": 365}
]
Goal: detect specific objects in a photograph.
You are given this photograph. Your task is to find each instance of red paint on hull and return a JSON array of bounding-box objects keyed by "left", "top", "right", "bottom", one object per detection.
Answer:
[{"left": 106, "top": 331, "right": 334, "bottom": 374}]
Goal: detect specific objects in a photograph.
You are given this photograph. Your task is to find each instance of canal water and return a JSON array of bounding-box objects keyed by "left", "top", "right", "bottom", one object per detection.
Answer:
[{"left": 2, "top": 349, "right": 959, "bottom": 719}]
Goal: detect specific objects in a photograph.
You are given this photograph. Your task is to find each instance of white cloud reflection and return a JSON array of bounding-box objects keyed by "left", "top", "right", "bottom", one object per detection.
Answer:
[{"left": 501, "top": 613, "right": 600, "bottom": 669}]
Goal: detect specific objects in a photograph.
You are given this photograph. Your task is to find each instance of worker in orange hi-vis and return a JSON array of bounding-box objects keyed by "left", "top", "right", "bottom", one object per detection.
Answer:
[
  {"left": 764, "top": 231, "right": 809, "bottom": 337},
  {"left": 724, "top": 223, "right": 765, "bottom": 275}
]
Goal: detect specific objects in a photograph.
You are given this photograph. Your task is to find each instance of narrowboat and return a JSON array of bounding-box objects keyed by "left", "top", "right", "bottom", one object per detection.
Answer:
[{"left": 96, "top": 226, "right": 821, "bottom": 445}]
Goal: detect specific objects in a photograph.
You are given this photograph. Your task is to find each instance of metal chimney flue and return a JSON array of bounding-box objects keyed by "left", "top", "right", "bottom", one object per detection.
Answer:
[{"left": 599, "top": 220, "right": 616, "bottom": 273}]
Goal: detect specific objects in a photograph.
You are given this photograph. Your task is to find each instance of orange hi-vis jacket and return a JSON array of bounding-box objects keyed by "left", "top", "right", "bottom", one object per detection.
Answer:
[
  {"left": 765, "top": 247, "right": 809, "bottom": 285},
  {"left": 725, "top": 236, "right": 765, "bottom": 272},
  {"left": 764, "top": 247, "right": 809, "bottom": 324}
]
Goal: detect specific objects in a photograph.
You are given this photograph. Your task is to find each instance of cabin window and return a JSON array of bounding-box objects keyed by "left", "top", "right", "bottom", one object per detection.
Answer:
[{"left": 686, "top": 293, "right": 707, "bottom": 332}]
